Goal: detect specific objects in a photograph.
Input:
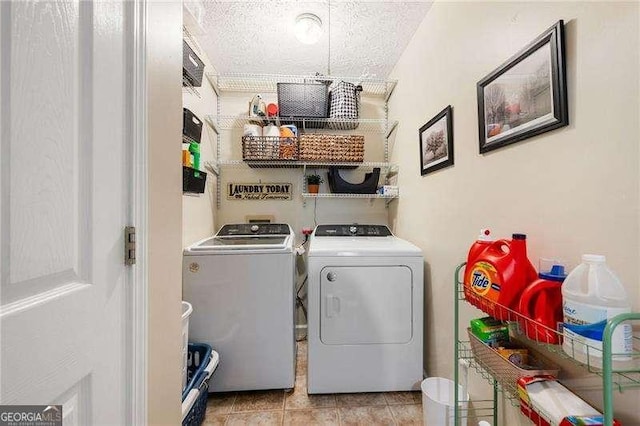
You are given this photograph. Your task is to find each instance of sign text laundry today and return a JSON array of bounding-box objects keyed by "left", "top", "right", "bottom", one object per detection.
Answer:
[{"left": 227, "top": 182, "right": 292, "bottom": 200}]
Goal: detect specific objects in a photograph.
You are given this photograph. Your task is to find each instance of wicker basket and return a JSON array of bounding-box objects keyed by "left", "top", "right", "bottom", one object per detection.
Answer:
[
  {"left": 299, "top": 134, "right": 364, "bottom": 162},
  {"left": 242, "top": 136, "right": 299, "bottom": 161},
  {"left": 467, "top": 328, "right": 559, "bottom": 391}
]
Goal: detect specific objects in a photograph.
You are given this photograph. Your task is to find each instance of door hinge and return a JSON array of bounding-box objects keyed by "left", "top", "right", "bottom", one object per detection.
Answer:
[{"left": 125, "top": 226, "right": 136, "bottom": 266}]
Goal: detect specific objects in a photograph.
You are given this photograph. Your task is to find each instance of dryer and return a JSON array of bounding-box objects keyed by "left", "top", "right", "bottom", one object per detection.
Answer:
[
  {"left": 183, "top": 223, "right": 296, "bottom": 392},
  {"left": 307, "top": 224, "right": 424, "bottom": 394}
]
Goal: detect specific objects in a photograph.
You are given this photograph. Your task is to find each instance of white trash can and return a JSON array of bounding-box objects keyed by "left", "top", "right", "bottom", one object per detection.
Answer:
[{"left": 421, "top": 377, "right": 468, "bottom": 426}]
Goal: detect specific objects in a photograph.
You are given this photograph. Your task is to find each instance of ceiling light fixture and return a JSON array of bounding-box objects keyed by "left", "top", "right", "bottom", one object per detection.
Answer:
[{"left": 294, "top": 13, "right": 323, "bottom": 45}]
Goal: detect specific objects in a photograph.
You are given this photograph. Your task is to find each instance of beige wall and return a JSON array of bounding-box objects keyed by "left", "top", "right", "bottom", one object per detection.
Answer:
[
  {"left": 388, "top": 1, "right": 639, "bottom": 424},
  {"left": 147, "top": 2, "right": 183, "bottom": 424},
  {"left": 182, "top": 39, "right": 218, "bottom": 247}
]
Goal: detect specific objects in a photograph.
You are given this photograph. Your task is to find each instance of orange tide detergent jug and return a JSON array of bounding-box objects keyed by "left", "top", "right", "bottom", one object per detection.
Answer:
[{"left": 464, "top": 232, "right": 537, "bottom": 320}]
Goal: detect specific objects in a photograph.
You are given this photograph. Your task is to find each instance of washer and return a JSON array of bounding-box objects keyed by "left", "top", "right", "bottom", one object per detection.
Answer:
[
  {"left": 183, "top": 223, "right": 296, "bottom": 392},
  {"left": 307, "top": 224, "right": 424, "bottom": 394}
]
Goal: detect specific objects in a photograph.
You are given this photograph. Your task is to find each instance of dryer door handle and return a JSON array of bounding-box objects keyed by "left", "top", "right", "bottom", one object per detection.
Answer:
[{"left": 325, "top": 294, "right": 341, "bottom": 318}]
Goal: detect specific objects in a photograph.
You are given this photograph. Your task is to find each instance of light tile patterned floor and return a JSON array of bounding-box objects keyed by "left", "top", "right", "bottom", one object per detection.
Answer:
[{"left": 203, "top": 341, "right": 423, "bottom": 425}]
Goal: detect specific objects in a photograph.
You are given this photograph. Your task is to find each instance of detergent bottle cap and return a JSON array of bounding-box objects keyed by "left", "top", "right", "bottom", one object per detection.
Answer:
[
  {"left": 477, "top": 228, "right": 492, "bottom": 242},
  {"left": 512, "top": 233, "right": 527, "bottom": 240},
  {"left": 582, "top": 254, "right": 606, "bottom": 263},
  {"left": 538, "top": 258, "right": 567, "bottom": 281},
  {"left": 539, "top": 265, "right": 567, "bottom": 281}
]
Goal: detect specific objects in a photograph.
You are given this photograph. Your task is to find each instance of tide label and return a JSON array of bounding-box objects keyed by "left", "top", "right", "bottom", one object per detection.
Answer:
[{"left": 469, "top": 262, "right": 501, "bottom": 302}]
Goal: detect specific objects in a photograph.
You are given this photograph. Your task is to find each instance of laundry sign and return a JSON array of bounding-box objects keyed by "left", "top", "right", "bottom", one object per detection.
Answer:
[{"left": 227, "top": 182, "right": 292, "bottom": 201}]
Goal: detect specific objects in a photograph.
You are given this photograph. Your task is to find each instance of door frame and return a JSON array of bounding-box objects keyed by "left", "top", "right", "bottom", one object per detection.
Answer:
[{"left": 129, "top": 0, "right": 148, "bottom": 424}]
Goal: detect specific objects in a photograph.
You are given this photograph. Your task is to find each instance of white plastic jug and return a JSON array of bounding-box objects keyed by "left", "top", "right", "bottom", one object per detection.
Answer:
[{"left": 561, "top": 254, "right": 632, "bottom": 367}]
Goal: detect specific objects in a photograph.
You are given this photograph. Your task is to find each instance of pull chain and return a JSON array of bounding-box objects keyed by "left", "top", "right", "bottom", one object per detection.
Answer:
[{"left": 327, "top": 0, "right": 331, "bottom": 75}]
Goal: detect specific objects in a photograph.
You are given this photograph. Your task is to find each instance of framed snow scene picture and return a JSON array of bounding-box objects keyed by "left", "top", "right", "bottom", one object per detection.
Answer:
[{"left": 477, "top": 20, "right": 568, "bottom": 154}]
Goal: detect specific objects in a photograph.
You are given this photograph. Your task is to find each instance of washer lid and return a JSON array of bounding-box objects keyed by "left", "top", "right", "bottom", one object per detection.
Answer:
[
  {"left": 308, "top": 235, "right": 422, "bottom": 257},
  {"left": 184, "top": 223, "right": 294, "bottom": 254},
  {"left": 184, "top": 235, "right": 293, "bottom": 254},
  {"left": 195, "top": 235, "right": 288, "bottom": 248}
]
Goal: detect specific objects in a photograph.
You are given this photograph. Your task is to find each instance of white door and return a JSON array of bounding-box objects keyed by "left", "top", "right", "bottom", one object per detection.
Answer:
[
  {"left": 1, "top": 1, "right": 132, "bottom": 424},
  {"left": 320, "top": 265, "right": 413, "bottom": 345}
]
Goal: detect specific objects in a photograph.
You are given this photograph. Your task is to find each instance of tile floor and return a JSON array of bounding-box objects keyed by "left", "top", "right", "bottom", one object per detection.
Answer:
[{"left": 203, "top": 341, "right": 423, "bottom": 425}]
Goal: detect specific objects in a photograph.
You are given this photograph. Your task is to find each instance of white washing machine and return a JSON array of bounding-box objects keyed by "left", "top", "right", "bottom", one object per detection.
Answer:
[
  {"left": 183, "top": 223, "right": 296, "bottom": 392},
  {"left": 307, "top": 224, "right": 424, "bottom": 394}
]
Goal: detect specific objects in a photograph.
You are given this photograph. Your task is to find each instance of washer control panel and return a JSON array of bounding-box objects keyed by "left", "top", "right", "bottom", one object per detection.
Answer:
[
  {"left": 314, "top": 224, "right": 392, "bottom": 237},
  {"left": 218, "top": 223, "right": 290, "bottom": 236}
]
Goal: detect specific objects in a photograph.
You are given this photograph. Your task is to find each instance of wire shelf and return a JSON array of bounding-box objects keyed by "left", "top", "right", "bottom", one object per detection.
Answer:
[
  {"left": 459, "top": 340, "right": 565, "bottom": 426},
  {"left": 206, "top": 73, "right": 397, "bottom": 100},
  {"left": 458, "top": 340, "right": 521, "bottom": 407},
  {"left": 182, "top": 26, "right": 204, "bottom": 56},
  {"left": 182, "top": 76, "right": 201, "bottom": 99},
  {"left": 203, "top": 161, "right": 219, "bottom": 177},
  {"left": 205, "top": 115, "right": 396, "bottom": 135},
  {"left": 218, "top": 159, "right": 396, "bottom": 171},
  {"left": 303, "top": 161, "right": 396, "bottom": 171},
  {"left": 301, "top": 193, "right": 397, "bottom": 199},
  {"left": 455, "top": 399, "right": 498, "bottom": 421},
  {"left": 207, "top": 72, "right": 398, "bottom": 210},
  {"left": 455, "top": 263, "right": 640, "bottom": 391}
]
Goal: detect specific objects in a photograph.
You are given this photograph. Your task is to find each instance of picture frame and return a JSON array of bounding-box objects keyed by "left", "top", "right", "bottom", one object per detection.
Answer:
[
  {"left": 477, "top": 20, "right": 568, "bottom": 154},
  {"left": 419, "top": 105, "right": 454, "bottom": 176}
]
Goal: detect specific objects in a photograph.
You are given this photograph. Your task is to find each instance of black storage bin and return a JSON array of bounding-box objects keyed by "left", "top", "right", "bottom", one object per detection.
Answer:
[
  {"left": 277, "top": 83, "right": 328, "bottom": 128},
  {"left": 183, "top": 40, "right": 204, "bottom": 87},
  {"left": 183, "top": 166, "right": 207, "bottom": 194},
  {"left": 183, "top": 108, "right": 203, "bottom": 144},
  {"left": 327, "top": 167, "right": 380, "bottom": 194}
]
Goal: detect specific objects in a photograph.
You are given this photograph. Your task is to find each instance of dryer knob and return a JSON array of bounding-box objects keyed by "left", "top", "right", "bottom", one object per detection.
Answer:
[
  {"left": 250, "top": 225, "right": 259, "bottom": 233},
  {"left": 349, "top": 226, "right": 357, "bottom": 234},
  {"left": 327, "top": 272, "right": 337, "bottom": 282}
]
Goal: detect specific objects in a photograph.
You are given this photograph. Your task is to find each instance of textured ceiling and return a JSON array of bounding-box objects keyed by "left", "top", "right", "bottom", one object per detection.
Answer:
[{"left": 198, "top": 1, "right": 433, "bottom": 78}]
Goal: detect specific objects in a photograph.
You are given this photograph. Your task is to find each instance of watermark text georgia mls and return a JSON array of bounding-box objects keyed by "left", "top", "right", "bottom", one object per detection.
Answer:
[{"left": 0, "top": 405, "right": 62, "bottom": 426}]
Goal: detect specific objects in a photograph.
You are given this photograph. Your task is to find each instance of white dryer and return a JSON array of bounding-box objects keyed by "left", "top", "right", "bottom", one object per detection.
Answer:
[
  {"left": 307, "top": 224, "right": 424, "bottom": 394},
  {"left": 183, "top": 223, "right": 296, "bottom": 392}
]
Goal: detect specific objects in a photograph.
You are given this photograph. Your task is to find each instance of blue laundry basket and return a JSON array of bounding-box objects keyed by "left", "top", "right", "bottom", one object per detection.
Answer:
[{"left": 181, "top": 343, "right": 219, "bottom": 426}]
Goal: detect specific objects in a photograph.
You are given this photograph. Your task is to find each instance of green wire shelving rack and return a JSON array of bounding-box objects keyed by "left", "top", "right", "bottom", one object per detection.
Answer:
[{"left": 453, "top": 262, "right": 640, "bottom": 426}]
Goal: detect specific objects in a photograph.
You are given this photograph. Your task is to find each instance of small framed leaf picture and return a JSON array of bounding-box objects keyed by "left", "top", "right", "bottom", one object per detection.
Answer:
[{"left": 419, "top": 105, "right": 454, "bottom": 176}]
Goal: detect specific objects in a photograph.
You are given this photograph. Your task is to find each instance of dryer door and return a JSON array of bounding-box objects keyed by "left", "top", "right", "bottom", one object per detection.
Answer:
[{"left": 320, "top": 265, "right": 413, "bottom": 345}]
